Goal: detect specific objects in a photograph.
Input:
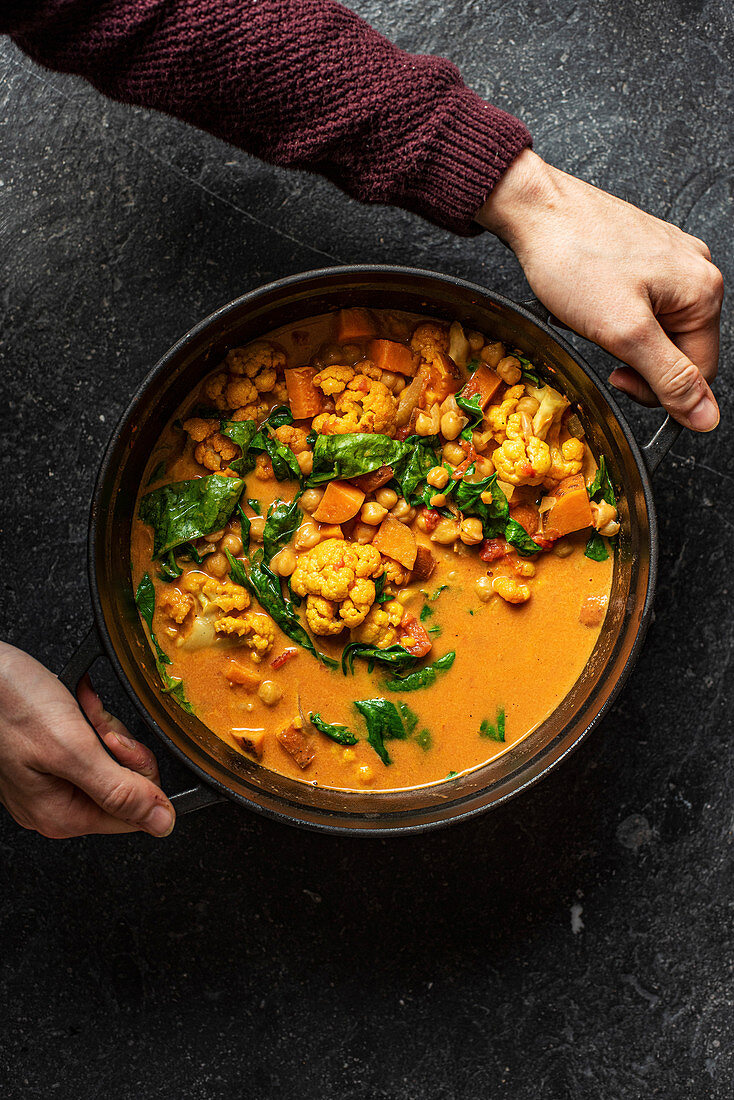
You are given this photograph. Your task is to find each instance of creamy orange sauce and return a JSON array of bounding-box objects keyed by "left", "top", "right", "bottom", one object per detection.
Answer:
[{"left": 131, "top": 309, "right": 614, "bottom": 792}]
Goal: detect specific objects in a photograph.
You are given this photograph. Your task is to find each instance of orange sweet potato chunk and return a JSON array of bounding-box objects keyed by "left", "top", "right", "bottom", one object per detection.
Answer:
[
  {"left": 372, "top": 514, "right": 417, "bottom": 570},
  {"left": 231, "top": 728, "right": 266, "bottom": 759},
  {"left": 277, "top": 724, "right": 315, "bottom": 769},
  {"left": 285, "top": 366, "right": 324, "bottom": 420},
  {"left": 368, "top": 339, "right": 419, "bottom": 377},
  {"left": 311, "top": 480, "right": 366, "bottom": 524},
  {"left": 460, "top": 364, "right": 503, "bottom": 409},
  {"left": 545, "top": 474, "right": 593, "bottom": 537},
  {"left": 223, "top": 658, "right": 261, "bottom": 691},
  {"left": 336, "top": 308, "right": 376, "bottom": 342}
]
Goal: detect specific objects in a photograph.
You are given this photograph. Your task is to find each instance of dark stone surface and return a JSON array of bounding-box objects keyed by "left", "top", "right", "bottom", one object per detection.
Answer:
[{"left": 0, "top": 1, "right": 732, "bottom": 1097}]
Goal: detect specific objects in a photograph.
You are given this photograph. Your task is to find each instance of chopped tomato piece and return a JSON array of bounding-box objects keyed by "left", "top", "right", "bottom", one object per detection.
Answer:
[
  {"left": 398, "top": 614, "right": 432, "bottom": 659},
  {"left": 419, "top": 507, "right": 441, "bottom": 532},
  {"left": 479, "top": 538, "right": 510, "bottom": 562},
  {"left": 271, "top": 648, "right": 299, "bottom": 670}
]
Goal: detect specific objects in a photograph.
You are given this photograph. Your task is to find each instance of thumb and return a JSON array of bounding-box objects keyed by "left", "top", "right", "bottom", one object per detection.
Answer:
[{"left": 613, "top": 318, "right": 720, "bottom": 432}]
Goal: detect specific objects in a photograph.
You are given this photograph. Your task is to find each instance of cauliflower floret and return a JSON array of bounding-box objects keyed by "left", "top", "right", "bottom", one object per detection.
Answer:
[
  {"left": 492, "top": 576, "right": 531, "bottom": 604},
  {"left": 410, "top": 322, "right": 450, "bottom": 355},
  {"left": 274, "top": 424, "right": 309, "bottom": 454},
  {"left": 159, "top": 588, "right": 194, "bottom": 625},
  {"left": 291, "top": 538, "right": 382, "bottom": 634},
  {"left": 312, "top": 375, "right": 397, "bottom": 437},
  {"left": 545, "top": 426, "right": 584, "bottom": 481},
  {"left": 226, "top": 341, "right": 286, "bottom": 393},
  {"left": 492, "top": 413, "right": 552, "bottom": 486},
  {"left": 214, "top": 611, "right": 276, "bottom": 662},
  {"left": 305, "top": 595, "right": 345, "bottom": 636},
  {"left": 187, "top": 576, "right": 250, "bottom": 614},
  {"left": 353, "top": 600, "right": 404, "bottom": 648},
  {"left": 381, "top": 557, "right": 411, "bottom": 586},
  {"left": 526, "top": 383, "right": 569, "bottom": 441},
  {"left": 485, "top": 385, "right": 525, "bottom": 440},
  {"left": 182, "top": 418, "right": 240, "bottom": 472},
  {"left": 314, "top": 364, "right": 355, "bottom": 395}
]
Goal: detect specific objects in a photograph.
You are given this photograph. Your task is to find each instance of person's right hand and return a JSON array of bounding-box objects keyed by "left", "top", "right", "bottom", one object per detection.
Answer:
[
  {"left": 477, "top": 149, "right": 724, "bottom": 432},
  {"left": 0, "top": 641, "right": 175, "bottom": 839}
]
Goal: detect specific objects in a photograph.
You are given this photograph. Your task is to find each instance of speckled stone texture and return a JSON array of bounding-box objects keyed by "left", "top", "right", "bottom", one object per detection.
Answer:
[{"left": 0, "top": 2, "right": 732, "bottom": 1097}]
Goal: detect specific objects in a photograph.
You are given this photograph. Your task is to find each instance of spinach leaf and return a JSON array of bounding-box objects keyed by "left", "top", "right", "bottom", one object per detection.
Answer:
[
  {"left": 515, "top": 352, "right": 544, "bottom": 387},
  {"left": 382, "top": 651, "right": 455, "bottom": 692},
  {"left": 454, "top": 471, "right": 508, "bottom": 537},
  {"left": 139, "top": 474, "right": 244, "bottom": 558},
  {"left": 237, "top": 504, "right": 251, "bottom": 558},
  {"left": 263, "top": 497, "right": 302, "bottom": 562},
  {"left": 227, "top": 551, "right": 337, "bottom": 668},
  {"left": 584, "top": 531, "right": 609, "bottom": 561},
  {"left": 374, "top": 573, "right": 390, "bottom": 605},
  {"left": 134, "top": 573, "right": 194, "bottom": 713},
  {"left": 398, "top": 702, "right": 420, "bottom": 737},
  {"left": 504, "top": 518, "right": 543, "bottom": 557},
  {"left": 310, "top": 433, "right": 411, "bottom": 484},
  {"left": 394, "top": 435, "right": 441, "bottom": 503},
  {"left": 354, "top": 698, "right": 411, "bottom": 766},
  {"left": 247, "top": 498, "right": 262, "bottom": 515},
  {"left": 479, "top": 707, "right": 506, "bottom": 742},
  {"left": 588, "top": 455, "right": 616, "bottom": 507},
  {"left": 446, "top": 770, "right": 458, "bottom": 779},
  {"left": 456, "top": 391, "right": 484, "bottom": 442},
  {"left": 146, "top": 459, "right": 168, "bottom": 486},
  {"left": 219, "top": 419, "right": 259, "bottom": 475},
  {"left": 466, "top": 358, "right": 479, "bottom": 373},
  {"left": 157, "top": 549, "right": 182, "bottom": 582},
  {"left": 419, "top": 605, "right": 434, "bottom": 622},
  {"left": 309, "top": 712, "right": 358, "bottom": 745},
  {"left": 429, "top": 585, "right": 448, "bottom": 601},
  {"left": 341, "top": 642, "right": 419, "bottom": 676},
  {"left": 416, "top": 728, "right": 432, "bottom": 750},
  {"left": 249, "top": 406, "right": 302, "bottom": 482}
]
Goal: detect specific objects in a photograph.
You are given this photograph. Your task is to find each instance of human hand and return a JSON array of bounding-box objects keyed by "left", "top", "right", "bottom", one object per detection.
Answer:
[
  {"left": 0, "top": 641, "right": 175, "bottom": 838},
  {"left": 476, "top": 150, "right": 724, "bottom": 431}
]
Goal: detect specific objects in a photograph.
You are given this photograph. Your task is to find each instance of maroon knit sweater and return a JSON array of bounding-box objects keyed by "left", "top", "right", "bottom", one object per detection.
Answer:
[{"left": 4, "top": 0, "right": 531, "bottom": 235}]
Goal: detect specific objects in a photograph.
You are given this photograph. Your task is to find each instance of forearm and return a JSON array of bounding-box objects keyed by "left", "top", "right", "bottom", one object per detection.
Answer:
[{"left": 5, "top": 0, "right": 531, "bottom": 234}]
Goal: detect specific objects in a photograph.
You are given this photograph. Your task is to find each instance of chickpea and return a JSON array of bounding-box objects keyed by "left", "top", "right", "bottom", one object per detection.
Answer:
[
  {"left": 206, "top": 551, "right": 228, "bottom": 578},
  {"left": 480, "top": 341, "right": 505, "bottom": 368},
  {"left": 516, "top": 395, "right": 540, "bottom": 416},
  {"left": 342, "top": 748, "right": 356, "bottom": 762},
  {"left": 361, "top": 501, "right": 388, "bottom": 526},
  {"left": 220, "top": 532, "right": 243, "bottom": 556},
  {"left": 442, "top": 441, "right": 466, "bottom": 465},
  {"left": 415, "top": 404, "right": 440, "bottom": 436},
  {"left": 375, "top": 487, "right": 398, "bottom": 509},
  {"left": 599, "top": 520, "right": 620, "bottom": 538},
  {"left": 496, "top": 356, "right": 522, "bottom": 385},
  {"left": 430, "top": 518, "right": 460, "bottom": 544},
  {"left": 553, "top": 540, "right": 574, "bottom": 558},
  {"left": 430, "top": 493, "right": 446, "bottom": 508},
  {"left": 474, "top": 456, "right": 495, "bottom": 478},
  {"left": 271, "top": 548, "right": 297, "bottom": 576},
  {"left": 352, "top": 521, "right": 377, "bottom": 544},
  {"left": 296, "top": 449, "right": 313, "bottom": 476},
  {"left": 397, "top": 588, "right": 416, "bottom": 606},
  {"left": 357, "top": 765, "right": 374, "bottom": 785},
  {"left": 390, "top": 497, "right": 412, "bottom": 520},
  {"left": 467, "top": 330, "right": 485, "bottom": 352},
  {"left": 513, "top": 560, "right": 536, "bottom": 577},
  {"left": 249, "top": 515, "right": 266, "bottom": 542},
  {"left": 258, "top": 681, "right": 283, "bottom": 706},
  {"left": 440, "top": 411, "right": 464, "bottom": 440},
  {"left": 474, "top": 576, "right": 494, "bottom": 602},
  {"left": 207, "top": 529, "right": 225, "bottom": 544},
  {"left": 381, "top": 370, "right": 398, "bottom": 391},
  {"left": 459, "top": 518, "right": 484, "bottom": 545},
  {"left": 393, "top": 376, "right": 406, "bottom": 394},
  {"left": 427, "top": 465, "right": 449, "bottom": 490},
  {"left": 472, "top": 429, "right": 495, "bottom": 453},
  {"left": 300, "top": 487, "right": 325, "bottom": 514}
]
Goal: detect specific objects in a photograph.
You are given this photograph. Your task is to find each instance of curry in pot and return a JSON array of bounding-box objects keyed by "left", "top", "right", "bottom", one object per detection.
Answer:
[{"left": 131, "top": 308, "right": 617, "bottom": 790}]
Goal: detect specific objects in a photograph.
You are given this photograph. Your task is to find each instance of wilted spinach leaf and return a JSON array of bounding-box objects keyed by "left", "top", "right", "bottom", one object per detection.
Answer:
[
  {"left": 219, "top": 419, "right": 258, "bottom": 475},
  {"left": 134, "top": 573, "right": 194, "bottom": 713},
  {"left": 354, "top": 698, "right": 413, "bottom": 765},
  {"left": 263, "top": 497, "right": 302, "bottom": 562},
  {"left": 341, "top": 642, "right": 419, "bottom": 676},
  {"left": 250, "top": 406, "right": 302, "bottom": 482},
  {"left": 584, "top": 531, "right": 609, "bottom": 561},
  {"left": 456, "top": 390, "right": 484, "bottom": 441},
  {"left": 394, "top": 435, "right": 441, "bottom": 503},
  {"left": 309, "top": 712, "right": 358, "bottom": 745},
  {"left": 588, "top": 455, "right": 616, "bottom": 507},
  {"left": 310, "top": 432, "right": 411, "bottom": 484},
  {"left": 139, "top": 474, "right": 244, "bottom": 558},
  {"left": 382, "top": 651, "right": 455, "bottom": 692},
  {"left": 504, "top": 518, "right": 543, "bottom": 557},
  {"left": 479, "top": 707, "right": 506, "bottom": 742}
]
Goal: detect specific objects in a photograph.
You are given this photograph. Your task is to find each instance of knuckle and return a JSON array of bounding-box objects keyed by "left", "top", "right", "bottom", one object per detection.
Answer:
[
  {"left": 706, "top": 265, "right": 724, "bottom": 306},
  {"left": 659, "top": 358, "right": 704, "bottom": 406},
  {"left": 99, "top": 778, "right": 142, "bottom": 820}
]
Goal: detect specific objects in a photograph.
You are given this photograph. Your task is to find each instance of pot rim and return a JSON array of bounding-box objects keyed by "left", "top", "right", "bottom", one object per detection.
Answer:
[{"left": 86, "top": 264, "right": 659, "bottom": 835}]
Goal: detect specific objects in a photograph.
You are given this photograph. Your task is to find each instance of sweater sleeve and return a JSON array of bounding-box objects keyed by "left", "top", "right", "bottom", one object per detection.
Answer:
[{"left": 4, "top": 0, "right": 532, "bottom": 236}]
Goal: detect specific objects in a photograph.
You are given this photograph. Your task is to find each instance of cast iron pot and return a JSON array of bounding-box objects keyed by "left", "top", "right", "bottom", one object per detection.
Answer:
[{"left": 60, "top": 266, "right": 681, "bottom": 835}]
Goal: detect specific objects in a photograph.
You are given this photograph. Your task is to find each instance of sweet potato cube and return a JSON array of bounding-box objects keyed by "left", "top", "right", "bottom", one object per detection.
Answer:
[
  {"left": 460, "top": 364, "right": 503, "bottom": 410},
  {"left": 368, "top": 339, "right": 419, "bottom": 377},
  {"left": 509, "top": 503, "right": 540, "bottom": 537},
  {"left": 277, "top": 723, "right": 315, "bottom": 769},
  {"left": 285, "top": 366, "right": 324, "bottom": 420},
  {"left": 336, "top": 307, "right": 376, "bottom": 342},
  {"left": 545, "top": 474, "right": 593, "bottom": 537},
  {"left": 223, "top": 658, "right": 261, "bottom": 691},
  {"left": 231, "top": 727, "right": 266, "bottom": 759},
  {"left": 312, "top": 480, "right": 365, "bottom": 524},
  {"left": 372, "top": 515, "right": 417, "bottom": 570}
]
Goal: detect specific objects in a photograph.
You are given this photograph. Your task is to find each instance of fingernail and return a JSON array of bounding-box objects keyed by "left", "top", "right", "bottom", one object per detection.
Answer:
[
  {"left": 688, "top": 394, "right": 720, "bottom": 432},
  {"left": 142, "top": 804, "right": 175, "bottom": 838},
  {"left": 110, "top": 728, "right": 138, "bottom": 752}
]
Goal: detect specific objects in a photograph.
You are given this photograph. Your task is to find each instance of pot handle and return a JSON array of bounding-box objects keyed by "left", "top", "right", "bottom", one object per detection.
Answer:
[
  {"left": 519, "top": 294, "right": 683, "bottom": 473},
  {"left": 58, "top": 626, "right": 224, "bottom": 816}
]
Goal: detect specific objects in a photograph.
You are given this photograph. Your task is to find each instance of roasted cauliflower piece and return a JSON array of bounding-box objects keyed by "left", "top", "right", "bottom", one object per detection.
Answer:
[
  {"left": 274, "top": 424, "right": 310, "bottom": 454},
  {"left": 291, "top": 538, "right": 382, "bottom": 635},
  {"left": 410, "top": 321, "right": 450, "bottom": 355},
  {"left": 187, "top": 575, "right": 250, "bottom": 614},
  {"left": 214, "top": 611, "right": 276, "bottom": 662},
  {"left": 492, "top": 413, "right": 552, "bottom": 486},
  {"left": 527, "top": 383, "right": 569, "bottom": 440},
  {"left": 225, "top": 341, "right": 286, "bottom": 393},
  {"left": 313, "top": 364, "right": 355, "bottom": 396},
  {"left": 484, "top": 385, "right": 525, "bottom": 440},
  {"left": 353, "top": 600, "right": 404, "bottom": 648},
  {"left": 381, "top": 557, "right": 411, "bottom": 586},
  {"left": 182, "top": 417, "right": 240, "bottom": 472},
  {"left": 159, "top": 588, "right": 194, "bottom": 625},
  {"left": 492, "top": 576, "right": 531, "bottom": 604},
  {"left": 312, "top": 374, "right": 397, "bottom": 437},
  {"left": 546, "top": 426, "right": 584, "bottom": 481}
]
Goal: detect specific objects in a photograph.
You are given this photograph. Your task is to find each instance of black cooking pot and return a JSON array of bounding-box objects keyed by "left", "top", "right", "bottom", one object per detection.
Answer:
[{"left": 60, "top": 266, "right": 681, "bottom": 834}]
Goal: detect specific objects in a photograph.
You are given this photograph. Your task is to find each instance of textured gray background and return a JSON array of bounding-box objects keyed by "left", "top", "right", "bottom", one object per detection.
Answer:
[{"left": 1, "top": 1, "right": 732, "bottom": 1097}]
